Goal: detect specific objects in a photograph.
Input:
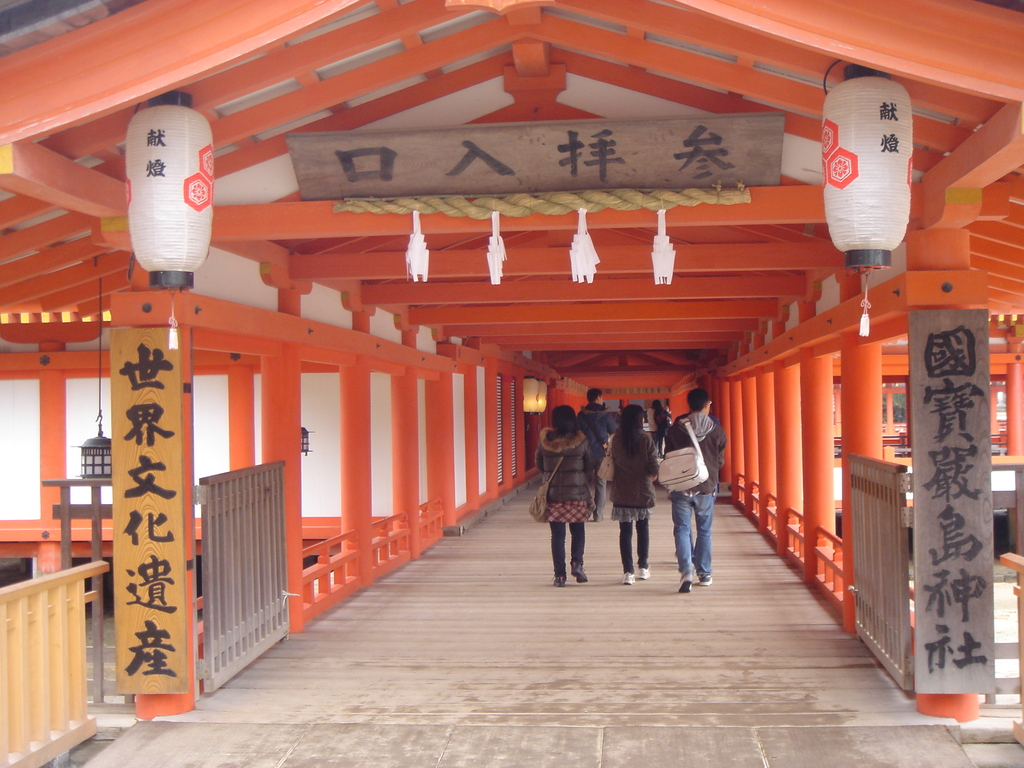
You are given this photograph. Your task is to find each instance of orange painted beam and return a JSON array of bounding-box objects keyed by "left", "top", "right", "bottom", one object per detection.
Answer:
[
  {"left": 41, "top": 271, "right": 129, "bottom": 314},
  {"left": 0, "top": 251, "right": 129, "bottom": 307},
  {"left": 361, "top": 275, "right": 805, "bottom": 305},
  {"left": 560, "top": 0, "right": 998, "bottom": 128},
  {"left": 109, "top": 291, "right": 461, "bottom": 376},
  {"left": 292, "top": 241, "right": 841, "bottom": 281},
  {"left": 217, "top": 186, "right": 826, "bottom": 241},
  {"left": 41, "top": 0, "right": 467, "bottom": 160},
  {"left": 921, "top": 102, "right": 1024, "bottom": 229},
  {"left": 0, "top": 212, "right": 93, "bottom": 265},
  {"left": 0, "top": 195, "right": 55, "bottom": 229},
  {"left": 212, "top": 53, "right": 513, "bottom": 178},
  {"left": 721, "top": 270, "right": 988, "bottom": 375},
  {"left": 0, "top": 141, "right": 125, "bottom": 218},
  {"left": 442, "top": 317, "right": 758, "bottom": 337},
  {"left": 0, "top": 239, "right": 109, "bottom": 287},
  {"left": 211, "top": 17, "right": 521, "bottom": 147},
  {"left": 0, "top": 0, "right": 374, "bottom": 146},
  {"left": 531, "top": 13, "right": 967, "bottom": 152},
  {"left": 411, "top": 298, "right": 778, "bottom": 326},
  {"left": 669, "top": 0, "right": 1024, "bottom": 102}
]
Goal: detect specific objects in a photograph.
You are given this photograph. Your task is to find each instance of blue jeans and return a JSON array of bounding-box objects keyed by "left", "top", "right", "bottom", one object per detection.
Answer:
[{"left": 669, "top": 491, "right": 714, "bottom": 576}]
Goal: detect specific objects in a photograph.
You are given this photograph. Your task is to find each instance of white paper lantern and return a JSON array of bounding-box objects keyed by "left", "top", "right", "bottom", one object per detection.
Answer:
[
  {"left": 822, "top": 66, "right": 913, "bottom": 271},
  {"left": 125, "top": 91, "right": 214, "bottom": 288},
  {"left": 523, "top": 377, "right": 548, "bottom": 413}
]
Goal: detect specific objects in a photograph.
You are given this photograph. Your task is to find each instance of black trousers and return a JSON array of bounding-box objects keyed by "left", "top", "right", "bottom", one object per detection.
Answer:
[
  {"left": 619, "top": 518, "right": 650, "bottom": 573},
  {"left": 549, "top": 521, "right": 585, "bottom": 576}
]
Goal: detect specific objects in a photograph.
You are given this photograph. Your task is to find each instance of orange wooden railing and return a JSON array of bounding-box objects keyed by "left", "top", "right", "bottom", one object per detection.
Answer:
[
  {"left": 814, "top": 527, "right": 846, "bottom": 613},
  {"left": 782, "top": 507, "right": 805, "bottom": 571},
  {"left": 763, "top": 492, "right": 779, "bottom": 548},
  {"left": 301, "top": 499, "right": 447, "bottom": 622}
]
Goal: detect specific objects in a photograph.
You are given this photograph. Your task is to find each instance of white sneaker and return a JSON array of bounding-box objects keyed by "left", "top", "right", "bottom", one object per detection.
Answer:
[
  {"left": 637, "top": 567, "right": 651, "bottom": 580},
  {"left": 622, "top": 572, "right": 635, "bottom": 585}
]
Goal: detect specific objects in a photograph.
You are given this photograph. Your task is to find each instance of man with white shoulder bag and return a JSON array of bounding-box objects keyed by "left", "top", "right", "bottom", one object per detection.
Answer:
[{"left": 661, "top": 388, "right": 727, "bottom": 594}]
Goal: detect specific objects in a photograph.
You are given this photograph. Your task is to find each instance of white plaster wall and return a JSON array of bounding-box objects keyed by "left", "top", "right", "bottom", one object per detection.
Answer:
[
  {"left": 370, "top": 371, "right": 394, "bottom": 517},
  {"left": 0, "top": 380, "right": 40, "bottom": 519},
  {"left": 193, "top": 247, "right": 279, "bottom": 311},
  {"left": 192, "top": 374, "right": 230, "bottom": 482},
  {"left": 303, "top": 283, "right": 354, "bottom": 328},
  {"left": 416, "top": 326, "right": 436, "bottom": 355},
  {"left": 370, "top": 310, "right": 403, "bottom": 345},
  {"left": 453, "top": 372, "right": 467, "bottom": 508},
  {"left": 301, "top": 372, "right": 341, "bottom": 518},
  {"left": 477, "top": 366, "right": 487, "bottom": 496}
]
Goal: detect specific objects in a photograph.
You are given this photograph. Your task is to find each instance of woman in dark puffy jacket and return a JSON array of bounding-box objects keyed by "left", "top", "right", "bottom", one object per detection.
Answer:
[
  {"left": 536, "top": 404, "right": 595, "bottom": 587},
  {"left": 609, "top": 404, "right": 660, "bottom": 584}
]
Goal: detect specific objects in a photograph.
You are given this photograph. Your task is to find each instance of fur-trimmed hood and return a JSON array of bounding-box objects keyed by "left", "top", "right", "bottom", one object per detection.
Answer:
[{"left": 540, "top": 428, "right": 587, "bottom": 454}]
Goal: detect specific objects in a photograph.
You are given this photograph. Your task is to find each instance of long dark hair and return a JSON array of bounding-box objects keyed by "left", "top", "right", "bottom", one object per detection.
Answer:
[
  {"left": 652, "top": 399, "right": 664, "bottom": 413},
  {"left": 550, "top": 404, "right": 579, "bottom": 437},
  {"left": 616, "top": 403, "right": 646, "bottom": 455}
]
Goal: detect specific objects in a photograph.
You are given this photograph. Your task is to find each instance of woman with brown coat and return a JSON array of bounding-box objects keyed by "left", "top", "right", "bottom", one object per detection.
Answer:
[
  {"left": 535, "top": 404, "right": 595, "bottom": 587},
  {"left": 609, "top": 404, "right": 660, "bottom": 585}
]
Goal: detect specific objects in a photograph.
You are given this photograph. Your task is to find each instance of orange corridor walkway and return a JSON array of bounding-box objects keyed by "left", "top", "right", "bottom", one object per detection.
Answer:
[{"left": 85, "top": 489, "right": 977, "bottom": 768}]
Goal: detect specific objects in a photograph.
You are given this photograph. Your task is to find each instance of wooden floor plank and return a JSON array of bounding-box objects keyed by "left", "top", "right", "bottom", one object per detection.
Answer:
[{"left": 163, "top": 490, "right": 942, "bottom": 729}]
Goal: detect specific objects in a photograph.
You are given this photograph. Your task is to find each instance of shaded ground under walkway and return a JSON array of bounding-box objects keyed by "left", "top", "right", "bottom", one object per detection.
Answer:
[{"left": 84, "top": 489, "right": 978, "bottom": 767}]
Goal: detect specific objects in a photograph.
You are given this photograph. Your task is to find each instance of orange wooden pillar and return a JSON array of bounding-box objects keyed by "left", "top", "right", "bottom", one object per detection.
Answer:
[
  {"left": 462, "top": 364, "right": 481, "bottom": 511},
  {"left": 39, "top": 360, "right": 66, "bottom": 529},
  {"left": 261, "top": 343, "right": 305, "bottom": 632},
  {"left": 729, "top": 377, "right": 744, "bottom": 502},
  {"left": 340, "top": 356, "right": 374, "bottom": 587},
  {"left": 839, "top": 332, "right": 883, "bottom": 633},
  {"left": 1007, "top": 361, "right": 1024, "bottom": 456},
  {"left": 392, "top": 360, "right": 421, "bottom": 559},
  {"left": 773, "top": 360, "right": 801, "bottom": 557},
  {"left": 741, "top": 373, "right": 759, "bottom": 519},
  {"left": 227, "top": 365, "right": 256, "bottom": 470},
  {"left": 718, "top": 377, "right": 732, "bottom": 491},
  {"left": 755, "top": 367, "right": 776, "bottom": 532},
  {"left": 483, "top": 357, "right": 499, "bottom": 502},
  {"left": 800, "top": 348, "right": 836, "bottom": 585},
  {"left": 425, "top": 370, "right": 457, "bottom": 527}
]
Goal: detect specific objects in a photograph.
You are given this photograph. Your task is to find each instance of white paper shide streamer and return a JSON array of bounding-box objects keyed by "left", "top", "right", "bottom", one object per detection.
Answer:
[
  {"left": 486, "top": 210, "right": 507, "bottom": 285},
  {"left": 569, "top": 208, "right": 600, "bottom": 283},
  {"left": 651, "top": 209, "right": 676, "bottom": 285},
  {"left": 406, "top": 210, "right": 430, "bottom": 282}
]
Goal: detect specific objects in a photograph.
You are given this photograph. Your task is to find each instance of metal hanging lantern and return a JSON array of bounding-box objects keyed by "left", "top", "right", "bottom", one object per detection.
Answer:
[
  {"left": 301, "top": 427, "right": 312, "bottom": 455},
  {"left": 125, "top": 91, "right": 214, "bottom": 289},
  {"left": 79, "top": 433, "right": 112, "bottom": 478},
  {"left": 79, "top": 279, "right": 111, "bottom": 478},
  {"left": 822, "top": 65, "right": 913, "bottom": 272}
]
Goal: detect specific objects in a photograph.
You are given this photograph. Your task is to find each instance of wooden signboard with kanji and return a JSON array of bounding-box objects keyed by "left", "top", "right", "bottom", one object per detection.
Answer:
[
  {"left": 286, "top": 114, "right": 785, "bottom": 199},
  {"left": 111, "top": 327, "right": 190, "bottom": 693},
  {"left": 909, "top": 309, "right": 995, "bottom": 694}
]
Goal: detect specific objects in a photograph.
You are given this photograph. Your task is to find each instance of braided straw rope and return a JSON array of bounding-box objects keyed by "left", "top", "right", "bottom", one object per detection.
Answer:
[{"left": 331, "top": 185, "right": 749, "bottom": 219}]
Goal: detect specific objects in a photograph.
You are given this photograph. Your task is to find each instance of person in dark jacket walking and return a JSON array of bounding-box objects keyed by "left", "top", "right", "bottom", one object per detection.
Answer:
[
  {"left": 664, "top": 388, "right": 727, "bottom": 593},
  {"left": 609, "top": 404, "right": 660, "bottom": 584},
  {"left": 650, "top": 399, "right": 671, "bottom": 458},
  {"left": 577, "top": 388, "right": 618, "bottom": 521},
  {"left": 536, "top": 404, "right": 596, "bottom": 587}
]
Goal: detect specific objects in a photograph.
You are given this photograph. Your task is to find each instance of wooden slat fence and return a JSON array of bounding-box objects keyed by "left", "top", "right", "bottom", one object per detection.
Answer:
[
  {"left": 198, "top": 462, "right": 289, "bottom": 692},
  {"left": 1, "top": 561, "right": 108, "bottom": 768}
]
